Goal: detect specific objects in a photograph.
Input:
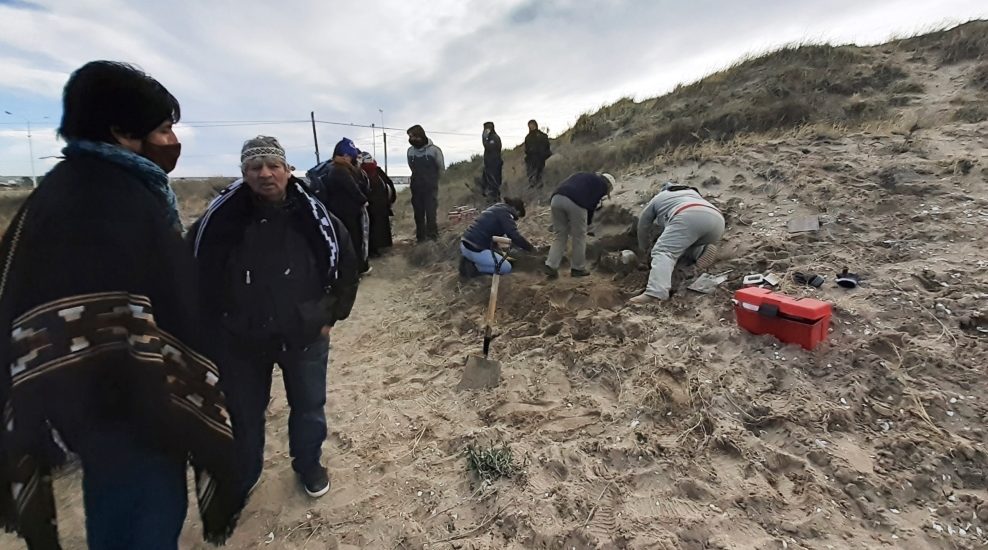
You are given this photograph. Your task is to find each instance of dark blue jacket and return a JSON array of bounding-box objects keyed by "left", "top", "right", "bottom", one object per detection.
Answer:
[
  {"left": 553, "top": 172, "right": 610, "bottom": 225},
  {"left": 461, "top": 203, "right": 534, "bottom": 252}
]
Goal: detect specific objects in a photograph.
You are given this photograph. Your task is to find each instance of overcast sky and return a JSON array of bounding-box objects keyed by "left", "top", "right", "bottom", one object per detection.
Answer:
[{"left": 0, "top": 0, "right": 986, "bottom": 179}]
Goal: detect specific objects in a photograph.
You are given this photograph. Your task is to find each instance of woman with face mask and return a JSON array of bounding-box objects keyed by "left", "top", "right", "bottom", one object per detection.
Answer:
[{"left": 0, "top": 61, "right": 244, "bottom": 549}]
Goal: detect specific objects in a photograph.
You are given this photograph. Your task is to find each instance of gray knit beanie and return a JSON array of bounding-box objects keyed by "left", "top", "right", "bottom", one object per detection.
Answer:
[{"left": 240, "top": 135, "right": 287, "bottom": 168}]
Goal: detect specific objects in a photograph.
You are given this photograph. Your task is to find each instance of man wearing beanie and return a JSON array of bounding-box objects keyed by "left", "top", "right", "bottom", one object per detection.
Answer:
[
  {"left": 306, "top": 137, "right": 371, "bottom": 274},
  {"left": 189, "top": 135, "right": 360, "bottom": 499},
  {"left": 406, "top": 124, "right": 445, "bottom": 242}
]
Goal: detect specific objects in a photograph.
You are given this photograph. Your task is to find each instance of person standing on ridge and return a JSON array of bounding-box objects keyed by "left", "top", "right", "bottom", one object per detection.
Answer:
[
  {"left": 406, "top": 124, "right": 445, "bottom": 242},
  {"left": 481, "top": 121, "right": 503, "bottom": 201},
  {"left": 524, "top": 119, "right": 551, "bottom": 186}
]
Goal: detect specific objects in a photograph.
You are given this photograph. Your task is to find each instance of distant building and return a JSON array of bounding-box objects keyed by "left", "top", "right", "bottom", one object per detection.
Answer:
[{"left": 0, "top": 177, "right": 33, "bottom": 188}]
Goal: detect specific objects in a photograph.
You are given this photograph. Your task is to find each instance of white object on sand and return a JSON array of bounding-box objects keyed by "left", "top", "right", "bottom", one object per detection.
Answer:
[{"left": 688, "top": 272, "right": 730, "bottom": 294}]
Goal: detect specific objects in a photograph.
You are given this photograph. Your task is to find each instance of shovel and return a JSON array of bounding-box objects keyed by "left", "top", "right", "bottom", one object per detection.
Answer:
[{"left": 459, "top": 236, "right": 512, "bottom": 390}]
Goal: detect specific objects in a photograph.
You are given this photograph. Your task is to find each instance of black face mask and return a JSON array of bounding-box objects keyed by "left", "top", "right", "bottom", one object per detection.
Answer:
[
  {"left": 142, "top": 141, "right": 182, "bottom": 173},
  {"left": 409, "top": 137, "right": 426, "bottom": 147}
]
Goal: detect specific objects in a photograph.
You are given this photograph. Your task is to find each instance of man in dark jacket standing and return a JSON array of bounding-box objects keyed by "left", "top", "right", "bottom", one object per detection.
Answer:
[
  {"left": 544, "top": 171, "right": 614, "bottom": 279},
  {"left": 190, "top": 136, "right": 359, "bottom": 500},
  {"left": 459, "top": 197, "right": 534, "bottom": 276},
  {"left": 523, "top": 119, "right": 551, "bottom": 186},
  {"left": 307, "top": 138, "right": 370, "bottom": 274},
  {"left": 481, "top": 121, "right": 503, "bottom": 201},
  {"left": 406, "top": 124, "right": 445, "bottom": 242}
]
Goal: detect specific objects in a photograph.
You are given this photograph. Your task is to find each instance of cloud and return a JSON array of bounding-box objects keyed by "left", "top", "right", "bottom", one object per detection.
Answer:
[
  {"left": 0, "top": 125, "right": 62, "bottom": 177},
  {"left": 0, "top": 0, "right": 986, "bottom": 177},
  {"left": 0, "top": 0, "right": 44, "bottom": 10}
]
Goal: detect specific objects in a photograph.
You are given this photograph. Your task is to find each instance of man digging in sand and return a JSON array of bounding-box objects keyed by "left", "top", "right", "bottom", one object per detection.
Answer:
[
  {"left": 630, "top": 182, "right": 724, "bottom": 304},
  {"left": 190, "top": 136, "right": 360, "bottom": 499},
  {"left": 543, "top": 171, "right": 614, "bottom": 279}
]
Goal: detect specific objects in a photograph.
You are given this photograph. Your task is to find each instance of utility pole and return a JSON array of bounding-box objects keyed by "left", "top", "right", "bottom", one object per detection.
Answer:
[
  {"left": 4, "top": 110, "right": 37, "bottom": 187},
  {"left": 310, "top": 111, "right": 320, "bottom": 164},
  {"left": 371, "top": 123, "right": 377, "bottom": 158},
  {"left": 379, "top": 109, "right": 388, "bottom": 172}
]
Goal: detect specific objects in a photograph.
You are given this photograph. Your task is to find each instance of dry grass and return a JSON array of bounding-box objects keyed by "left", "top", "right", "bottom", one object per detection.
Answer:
[
  {"left": 465, "top": 442, "right": 518, "bottom": 483},
  {"left": 0, "top": 189, "right": 32, "bottom": 236},
  {"left": 972, "top": 63, "right": 988, "bottom": 90},
  {"left": 939, "top": 23, "right": 988, "bottom": 65},
  {"left": 435, "top": 21, "right": 988, "bottom": 207},
  {"left": 953, "top": 104, "right": 988, "bottom": 123}
]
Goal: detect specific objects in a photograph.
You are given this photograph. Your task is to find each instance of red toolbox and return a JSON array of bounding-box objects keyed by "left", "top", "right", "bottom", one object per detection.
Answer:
[{"left": 734, "top": 287, "right": 832, "bottom": 350}]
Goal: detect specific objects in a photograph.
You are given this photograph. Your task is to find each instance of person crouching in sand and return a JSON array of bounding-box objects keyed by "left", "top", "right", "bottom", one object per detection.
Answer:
[
  {"left": 459, "top": 197, "right": 535, "bottom": 277},
  {"left": 630, "top": 182, "right": 724, "bottom": 304}
]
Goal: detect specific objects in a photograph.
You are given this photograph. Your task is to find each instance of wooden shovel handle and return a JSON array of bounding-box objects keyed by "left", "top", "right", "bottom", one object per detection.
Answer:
[{"left": 485, "top": 272, "right": 501, "bottom": 328}]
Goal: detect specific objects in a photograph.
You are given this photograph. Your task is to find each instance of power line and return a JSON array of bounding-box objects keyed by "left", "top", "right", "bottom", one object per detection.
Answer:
[{"left": 177, "top": 118, "right": 522, "bottom": 138}]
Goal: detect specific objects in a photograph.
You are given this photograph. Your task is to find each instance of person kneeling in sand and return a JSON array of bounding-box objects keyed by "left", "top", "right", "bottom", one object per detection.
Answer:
[
  {"left": 460, "top": 197, "right": 535, "bottom": 277},
  {"left": 630, "top": 182, "right": 724, "bottom": 304}
]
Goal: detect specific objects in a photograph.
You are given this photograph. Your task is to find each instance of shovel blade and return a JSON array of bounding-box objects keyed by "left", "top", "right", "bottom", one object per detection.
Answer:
[{"left": 458, "top": 355, "right": 502, "bottom": 390}]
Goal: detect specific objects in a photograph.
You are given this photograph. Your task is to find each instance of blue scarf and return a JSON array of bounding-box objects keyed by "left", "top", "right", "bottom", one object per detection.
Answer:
[{"left": 62, "top": 140, "right": 181, "bottom": 228}]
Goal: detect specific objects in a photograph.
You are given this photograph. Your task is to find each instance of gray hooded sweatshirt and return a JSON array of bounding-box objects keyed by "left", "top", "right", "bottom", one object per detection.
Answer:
[
  {"left": 406, "top": 138, "right": 445, "bottom": 191},
  {"left": 636, "top": 187, "right": 720, "bottom": 252}
]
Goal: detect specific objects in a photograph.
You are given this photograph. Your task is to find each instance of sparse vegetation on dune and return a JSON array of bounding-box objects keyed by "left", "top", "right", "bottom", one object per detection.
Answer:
[{"left": 438, "top": 20, "right": 988, "bottom": 213}]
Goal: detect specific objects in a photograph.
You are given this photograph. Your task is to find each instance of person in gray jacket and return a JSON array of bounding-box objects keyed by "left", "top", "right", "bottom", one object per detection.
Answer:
[
  {"left": 406, "top": 124, "right": 445, "bottom": 242},
  {"left": 630, "top": 183, "right": 724, "bottom": 303}
]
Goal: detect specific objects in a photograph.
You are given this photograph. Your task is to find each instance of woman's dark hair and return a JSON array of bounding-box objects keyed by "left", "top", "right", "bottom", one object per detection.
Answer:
[
  {"left": 504, "top": 196, "right": 526, "bottom": 218},
  {"left": 58, "top": 61, "right": 180, "bottom": 143}
]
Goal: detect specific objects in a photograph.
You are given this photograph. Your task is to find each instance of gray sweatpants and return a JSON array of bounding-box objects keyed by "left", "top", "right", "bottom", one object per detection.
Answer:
[
  {"left": 546, "top": 194, "right": 589, "bottom": 271},
  {"left": 645, "top": 208, "right": 725, "bottom": 299}
]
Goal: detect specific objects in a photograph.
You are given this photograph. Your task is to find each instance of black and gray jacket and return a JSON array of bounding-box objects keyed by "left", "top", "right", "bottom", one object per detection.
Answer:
[
  {"left": 189, "top": 177, "right": 359, "bottom": 351},
  {"left": 406, "top": 138, "right": 445, "bottom": 191},
  {"left": 524, "top": 129, "right": 551, "bottom": 163}
]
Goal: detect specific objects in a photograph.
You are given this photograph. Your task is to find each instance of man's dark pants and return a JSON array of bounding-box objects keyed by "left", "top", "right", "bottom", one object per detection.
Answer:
[
  {"left": 82, "top": 434, "right": 188, "bottom": 549},
  {"left": 411, "top": 185, "right": 439, "bottom": 241},
  {"left": 217, "top": 334, "right": 330, "bottom": 492},
  {"left": 526, "top": 158, "right": 545, "bottom": 186},
  {"left": 482, "top": 160, "right": 502, "bottom": 201}
]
